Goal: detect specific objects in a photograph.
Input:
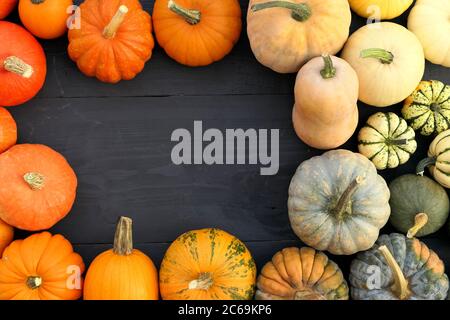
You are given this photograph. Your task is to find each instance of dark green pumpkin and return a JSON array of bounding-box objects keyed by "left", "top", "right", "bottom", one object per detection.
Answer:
[{"left": 389, "top": 174, "right": 449, "bottom": 237}]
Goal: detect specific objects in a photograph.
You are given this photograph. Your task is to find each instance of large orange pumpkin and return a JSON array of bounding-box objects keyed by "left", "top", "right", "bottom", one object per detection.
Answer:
[
  {"left": 83, "top": 216, "right": 159, "bottom": 300},
  {"left": 153, "top": 0, "right": 242, "bottom": 66},
  {"left": 160, "top": 228, "right": 257, "bottom": 300},
  {"left": 68, "top": 0, "right": 154, "bottom": 83},
  {"left": 0, "top": 107, "right": 17, "bottom": 153},
  {"left": 0, "top": 144, "right": 77, "bottom": 231},
  {"left": 0, "top": 219, "right": 13, "bottom": 257},
  {"left": 19, "top": 0, "right": 72, "bottom": 39},
  {"left": 0, "top": 0, "right": 17, "bottom": 19},
  {"left": 0, "top": 232, "right": 85, "bottom": 300},
  {"left": 0, "top": 21, "right": 46, "bottom": 107}
]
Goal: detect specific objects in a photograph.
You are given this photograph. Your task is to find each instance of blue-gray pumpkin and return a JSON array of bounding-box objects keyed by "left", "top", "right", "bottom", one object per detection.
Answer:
[
  {"left": 288, "top": 149, "right": 391, "bottom": 255},
  {"left": 350, "top": 233, "right": 449, "bottom": 300}
]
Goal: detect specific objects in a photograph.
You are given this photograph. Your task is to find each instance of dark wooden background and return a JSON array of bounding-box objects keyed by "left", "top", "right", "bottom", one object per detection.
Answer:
[{"left": 7, "top": 0, "right": 450, "bottom": 288}]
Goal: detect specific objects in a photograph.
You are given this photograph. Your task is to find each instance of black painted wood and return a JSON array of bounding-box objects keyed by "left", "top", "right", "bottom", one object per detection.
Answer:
[{"left": 5, "top": 0, "right": 450, "bottom": 287}]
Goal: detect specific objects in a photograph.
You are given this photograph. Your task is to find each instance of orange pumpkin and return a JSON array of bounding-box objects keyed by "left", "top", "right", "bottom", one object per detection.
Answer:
[
  {"left": 153, "top": 0, "right": 242, "bottom": 66},
  {"left": 0, "top": 219, "right": 13, "bottom": 257},
  {"left": 0, "top": 0, "right": 17, "bottom": 19},
  {"left": 160, "top": 228, "right": 256, "bottom": 300},
  {"left": 0, "top": 232, "right": 85, "bottom": 300},
  {"left": 0, "top": 107, "right": 17, "bottom": 153},
  {"left": 83, "top": 216, "right": 159, "bottom": 300},
  {"left": 18, "top": 0, "right": 72, "bottom": 39},
  {"left": 68, "top": 0, "right": 154, "bottom": 83},
  {"left": 0, "top": 144, "right": 77, "bottom": 231},
  {"left": 0, "top": 21, "right": 46, "bottom": 107}
]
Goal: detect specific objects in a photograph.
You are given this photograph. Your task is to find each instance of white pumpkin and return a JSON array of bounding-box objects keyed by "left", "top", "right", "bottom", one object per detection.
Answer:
[
  {"left": 341, "top": 22, "right": 425, "bottom": 107},
  {"left": 408, "top": 0, "right": 450, "bottom": 67}
]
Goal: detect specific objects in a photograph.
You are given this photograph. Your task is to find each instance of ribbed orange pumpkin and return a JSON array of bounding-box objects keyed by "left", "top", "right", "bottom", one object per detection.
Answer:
[
  {"left": 68, "top": 0, "right": 154, "bottom": 83},
  {"left": 83, "top": 217, "right": 159, "bottom": 300},
  {"left": 160, "top": 228, "right": 256, "bottom": 300},
  {"left": 0, "top": 0, "right": 17, "bottom": 19},
  {"left": 0, "top": 232, "right": 85, "bottom": 300},
  {"left": 0, "top": 219, "right": 13, "bottom": 257},
  {"left": 153, "top": 0, "right": 242, "bottom": 66},
  {"left": 0, "top": 107, "right": 17, "bottom": 154},
  {"left": 0, "top": 144, "right": 77, "bottom": 231},
  {"left": 0, "top": 21, "right": 46, "bottom": 107}
]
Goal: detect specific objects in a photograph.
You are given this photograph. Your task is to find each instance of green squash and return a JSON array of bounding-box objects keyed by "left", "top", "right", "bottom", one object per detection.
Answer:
[
  {"left": 358, "top": 112, "right": 417, "bottom": 170},
  {"left": 350, "top": 233, "right": 449, "bottom": 300},
  {"left": 389, "top": 174, "right": 449, "bottom": 237},
  {"left": 288, "top": 149, "right": 391, "bottom": 255}
]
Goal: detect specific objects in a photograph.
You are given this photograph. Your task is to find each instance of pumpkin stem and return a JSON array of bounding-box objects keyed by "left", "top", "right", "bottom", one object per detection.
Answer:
[
  {"left": 251, "top": 1, "right": 312, "bottom": 22},
  {"left": 416, "top": 157, "right": 437, "bottom": 176},
  {"left": 188, "top": 272, "right": 213, "bottom": 290},
  {"left": 168, "top": 0, "right": 201, "bottom": 25},
  {"left": 332, "top": 176, "right": 363, "bottom": 220},
  {"left": 103, "top": 5, "right": 129, "bottom": 39},
  {"left": 26, "top": 276, "right": 42, "bottom": 289},
  {"left": 113, "top": 216, "right": 133, "bottom": 256},
  {"left": 31, "top": 0, "right": 45, "bottom": 4},
  {"left": 360, "top": 48, "right": 394, "bottom": 64},
  {"left": 387, "top": 139, "right": 408, "bottom": 146},
  {"left": 23, "top": 172, "right": 45, "bottom": 190},
  {"left": 294, "top": 289, "right": 326, "bottom": 300},
  {"left": 320, "top": 54, "right": 336, "bottom": 79},
  {"left": 378, "top": 245, "right": 411, "bottom": 300},
  {"left": 407, "top": 213, "right": 428, "bottom": 238},
  {"left": 3, "top": 56, "right": 34, "bottom": 78}
]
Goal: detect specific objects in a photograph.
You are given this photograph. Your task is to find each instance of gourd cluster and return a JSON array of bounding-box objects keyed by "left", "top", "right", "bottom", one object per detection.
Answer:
[{"left": 0, "top": 0, "right": 449, "bottom": 301}]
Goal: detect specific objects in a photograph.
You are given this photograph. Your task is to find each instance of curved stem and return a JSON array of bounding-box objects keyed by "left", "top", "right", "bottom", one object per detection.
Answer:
[
  {"left": 416, "top": 157, "right": 436, "bottom": 176},
  {"left": 387, "top": 139, "right": 408, "bottom": 146},
  {"left": 103, "top": 5, "right": 128, "bottom": 39},
  {"left": 3, "top": 56, "right": 34, "bottom": 78},
  {"left": 113, "top": 216, "right": 133, "bottom": 255},
  {"left": 320, "top": 55, "right": 336, "bottom": 79},
  {"left": 31, "top": 0, "right": 45, "bottom": 4},
  {"left": 407, "top": 213, "right": 428, "bottom": 238},
  {"left": 294, "top": 289, "right": 326, "bottom": 300},
  {"left": 251, "top": 1, "right": 312, "bottom": 22},
  {"left": 188, "top": 272, "right": 213, "bottom": 290},
  {"left": 26, "top": 276, "right": 42, "bottom": 289},
  {"left": 332, "top": 176, "right": 363, "bottom": 220},
  {"left": 361, "top": 48, "right": 394, "bottom": 64},
  {"left": 378, "top": 245, "right": 410, "bottom": 300},
  {"left": 168, "top": 0, "right": 201, "bottom": 25},
  {"left": 23, "top": 172, "right": 45, "bottom": 190}
]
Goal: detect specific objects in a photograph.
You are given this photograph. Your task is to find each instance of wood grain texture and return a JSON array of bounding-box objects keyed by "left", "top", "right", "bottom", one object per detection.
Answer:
[{"left": 6, "top": 0, "right": 450, "bottom": 284}]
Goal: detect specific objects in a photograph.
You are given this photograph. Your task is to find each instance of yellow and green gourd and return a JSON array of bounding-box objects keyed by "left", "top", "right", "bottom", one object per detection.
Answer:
[
  {"left": 402, "top": 80, "right": 450, "bottom": 136},
  {"left": 389, "top": 174, "right": 449, "bottom": 237},
  {"left": 358, "top": 112, "right": 417, "bottom": 170},
  {"left": 350, "top": 233, "right": 449, "bottom": 300}
]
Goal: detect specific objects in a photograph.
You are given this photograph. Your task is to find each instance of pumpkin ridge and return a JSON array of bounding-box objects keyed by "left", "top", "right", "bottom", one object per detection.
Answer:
[{"left": 364, "top": 123, "right": 388, "bottom": 139}]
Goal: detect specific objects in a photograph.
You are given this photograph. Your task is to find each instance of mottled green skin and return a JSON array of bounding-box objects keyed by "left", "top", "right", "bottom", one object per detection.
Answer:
[
  {"left": 389, "top": 174, "right": 449, "bottom": 237},
  {"left": 350, "top": 233, "right": 449, "bottom": 300},
  {"left": 288, "top": 149, "right": 390, "bottom": 255}
]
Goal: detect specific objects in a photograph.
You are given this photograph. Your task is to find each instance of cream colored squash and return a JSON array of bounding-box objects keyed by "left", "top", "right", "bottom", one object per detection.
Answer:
[
  {"left": 341, "top": 22, "right": 425, "bottom": 107},
  {"left": 293, "top": 55, "right": 359, "bottom": 149},
  {"left": 349, "top": 0, "right": 414, "bottom": 20},
  {"left": 247, "top": 0, "right": 351, "bottom": 73},
  {"left": 408, "top": 0, "right": 450, "bottom": 67}
]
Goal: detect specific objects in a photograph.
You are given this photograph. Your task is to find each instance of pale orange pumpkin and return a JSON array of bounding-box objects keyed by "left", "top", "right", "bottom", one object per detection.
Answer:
[{"left": 83, "top": 216, "right": 159, "bottom": 300}]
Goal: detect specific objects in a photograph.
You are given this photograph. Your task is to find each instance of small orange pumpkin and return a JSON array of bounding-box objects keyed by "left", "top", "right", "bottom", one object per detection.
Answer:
[
  {"left": 19, "top": 0, "right": 73, "bottom": 39},
  {"left": 0, "top": 107, "right": 17, "bottom": 153},
  {"left": 0, "top": 219, "right": 13, "bottom": 257},
  {"left": 0, "top": 21, "right": 47, "bottom": 107},
  {"left": 0, "top": 144, "right": 77, "bottom": 231},
  {"left": 83, "top": 216, "right": 159, "bottom": 300},
  {"left": 0, "top": 0, "right": 17, "bottom": 19},
  {"left": 153, "top": 0, "right": 242, "bottom": 66},
  {"left": 68, "top": 0, "right": 154, "bottom": 83},
  {"left": 0, "top": 232, "right": 85, "bottom": 300}
]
